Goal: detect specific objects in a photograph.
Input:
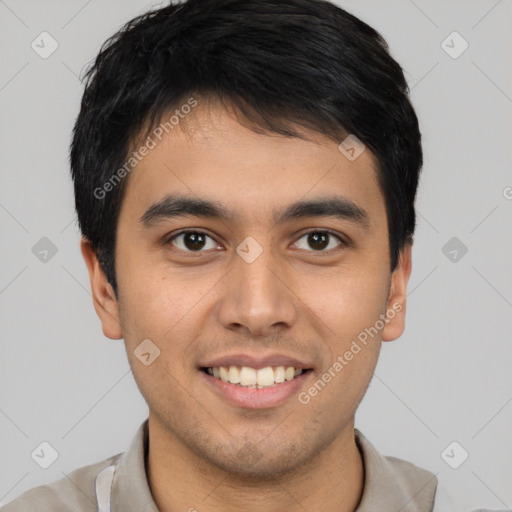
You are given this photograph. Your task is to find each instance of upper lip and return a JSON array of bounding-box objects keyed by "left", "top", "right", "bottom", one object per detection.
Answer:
[{"left": 199, "top": 352, "right": 314, "bottom": 370}]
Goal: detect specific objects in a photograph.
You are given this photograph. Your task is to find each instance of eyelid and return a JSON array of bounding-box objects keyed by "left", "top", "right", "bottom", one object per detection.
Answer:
[
  {"left": 166, "top": 229, "right": 221, "bottom": 249},
  {"left": 292, "top": 229, "right": 347, "bottom": 252},
  {"left": 165, "top": 228, "right": 348, "bottom": 253}
]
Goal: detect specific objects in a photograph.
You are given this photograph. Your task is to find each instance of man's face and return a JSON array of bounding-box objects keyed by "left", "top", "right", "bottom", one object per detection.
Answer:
[{"left": 83, "top": 101, "right": 411, "bottom": 476}]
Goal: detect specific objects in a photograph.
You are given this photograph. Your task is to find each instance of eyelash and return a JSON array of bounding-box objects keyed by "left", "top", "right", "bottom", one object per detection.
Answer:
[{"left": 165, "top": 229, "right": 347, "bottom": 254}]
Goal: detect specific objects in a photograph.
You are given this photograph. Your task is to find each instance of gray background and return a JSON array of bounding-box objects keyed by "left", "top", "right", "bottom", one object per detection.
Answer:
[{"left": 0, "top": 0, "right": 511, "bottom": 509}]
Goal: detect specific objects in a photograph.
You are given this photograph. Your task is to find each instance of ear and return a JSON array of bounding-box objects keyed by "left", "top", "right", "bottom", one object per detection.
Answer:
[
  {"left": 80, "top": 237, "right": 123, "bottom": 340},
  {"left": 381, "top": 242, "right": 413, "bottom": 342}
]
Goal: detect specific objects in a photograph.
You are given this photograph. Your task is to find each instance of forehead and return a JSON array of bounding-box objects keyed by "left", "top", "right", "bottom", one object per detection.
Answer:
[{"left": 120, "top": 102, "right": 385, "bottom": 227}]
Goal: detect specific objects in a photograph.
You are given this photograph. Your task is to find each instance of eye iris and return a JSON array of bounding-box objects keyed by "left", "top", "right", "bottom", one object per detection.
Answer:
[
  {"left": 308, "top": 232, "right": 329, "bottom": 250},
  {"left": 184, "top": 232, "right": 206, "bottom": 251}
]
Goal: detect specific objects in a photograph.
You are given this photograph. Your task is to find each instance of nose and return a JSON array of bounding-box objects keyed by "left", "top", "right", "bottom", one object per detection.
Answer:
[{"left": 215, "top": 242, "right": 298, "bottom": 338}]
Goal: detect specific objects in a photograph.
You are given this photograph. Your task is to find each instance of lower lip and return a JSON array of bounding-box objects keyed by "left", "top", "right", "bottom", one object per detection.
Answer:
[{"left": 200, "top": 370, "right": 313, "bottom": 409}]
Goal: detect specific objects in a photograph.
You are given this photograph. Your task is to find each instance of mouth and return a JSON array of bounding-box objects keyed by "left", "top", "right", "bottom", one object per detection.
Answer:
[
  {"left": 197, "top": 352, "right": 315, "bottom": 409},
  {"left": 200, "top": 365, "right": 313, "bottom": 389},
  {"left": 200, "top": 365, "right": 313, "bottom": 409}
]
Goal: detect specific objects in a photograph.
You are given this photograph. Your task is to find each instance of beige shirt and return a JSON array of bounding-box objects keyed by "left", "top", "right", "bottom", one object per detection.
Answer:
[{"left": 0, "top": 419, "right": 496, "bottom": 512}]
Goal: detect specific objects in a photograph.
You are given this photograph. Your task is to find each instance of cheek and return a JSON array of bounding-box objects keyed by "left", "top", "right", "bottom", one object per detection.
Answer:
[
  {"left": 118, "top": 276, "right": 197, "bottom": 402},
  {"left": 319, "top": 268, "right": 388, "bottom": 403},
  {"left": 116, "top": 256, "right": 218, "bottom": 381},
  {"left": 116, "top": 248, "right": 193, "bottom": 336},
  {"left": 310, "top": 266, "right": 389, "bottom": 343},
  {"left": 298, "top": 337, "right": 380, "bottom": 436}
]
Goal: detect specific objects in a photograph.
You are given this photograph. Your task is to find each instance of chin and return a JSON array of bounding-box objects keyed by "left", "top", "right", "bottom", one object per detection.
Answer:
[{"left": 202, "top": 441, "right": 309, "bottom": 481}]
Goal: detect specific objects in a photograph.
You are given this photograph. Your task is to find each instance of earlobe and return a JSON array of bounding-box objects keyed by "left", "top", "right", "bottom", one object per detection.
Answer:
[
  {"left": 80, "top": 237, "right": 123, "bottom": 340},
  {"left": 381, "top": 242, "right": 413, "bottom": 342}
]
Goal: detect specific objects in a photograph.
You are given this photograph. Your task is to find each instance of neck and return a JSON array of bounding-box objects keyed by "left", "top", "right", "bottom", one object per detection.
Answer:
[{"left": 146, "top": 414, "right": 365, "bottom": 512}]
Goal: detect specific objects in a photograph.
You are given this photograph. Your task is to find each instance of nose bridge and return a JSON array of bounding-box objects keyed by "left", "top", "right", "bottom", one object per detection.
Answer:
[{"left": 217, "top": 237, "right": 297, "bottom": 336}]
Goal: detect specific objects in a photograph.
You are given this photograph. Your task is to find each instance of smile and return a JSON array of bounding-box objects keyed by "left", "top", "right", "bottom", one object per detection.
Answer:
[{"left": 202, "top": 365, "right": 309, "bottom": 388}]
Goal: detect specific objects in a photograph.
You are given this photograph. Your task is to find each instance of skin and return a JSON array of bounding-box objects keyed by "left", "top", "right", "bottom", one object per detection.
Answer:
[{"left": 81, "top": 100, "right": 412, "bottom": 512}]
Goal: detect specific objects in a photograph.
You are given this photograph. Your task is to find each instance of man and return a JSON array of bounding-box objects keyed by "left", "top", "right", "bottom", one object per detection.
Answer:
[{"left": 1, "top": 1, "right": 503, "bottom": 511}]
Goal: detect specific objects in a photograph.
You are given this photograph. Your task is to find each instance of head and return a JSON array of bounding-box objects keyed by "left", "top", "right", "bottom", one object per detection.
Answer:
[{"left": 73, "top": 0, "right": 420, "bottom": 477}]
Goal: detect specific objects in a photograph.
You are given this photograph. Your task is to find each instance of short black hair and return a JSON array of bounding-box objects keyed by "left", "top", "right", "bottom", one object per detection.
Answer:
[{"left": 70, "top": 0, "right": 422, "bottom": 298}]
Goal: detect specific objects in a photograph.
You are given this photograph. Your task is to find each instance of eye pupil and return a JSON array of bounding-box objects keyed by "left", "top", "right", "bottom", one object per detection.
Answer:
[
  {"left": 308, "top": 232, "right": 329, "bottom": 250},
  {"left": 184, "top": 232, "right": 206, "bottom": 251}
]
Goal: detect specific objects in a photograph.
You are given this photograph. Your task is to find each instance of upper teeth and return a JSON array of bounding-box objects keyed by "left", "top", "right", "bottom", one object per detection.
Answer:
[{"left": 207, "top": 366, "right": 303, "bottom": 388}]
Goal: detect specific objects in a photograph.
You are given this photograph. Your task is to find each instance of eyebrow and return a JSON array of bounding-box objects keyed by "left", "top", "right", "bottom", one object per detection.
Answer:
[{"left": 139, "top": 193, "right": 370, "bottom": 230}]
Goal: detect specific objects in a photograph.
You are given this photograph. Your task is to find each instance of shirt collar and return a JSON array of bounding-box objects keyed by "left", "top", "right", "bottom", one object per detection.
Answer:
[
  {"left": 354, "top": 428, "right": 438, "bottom": 511},
  {"left": 110, "top": 419, "right": 438, "bottom": 512},
  {"left": 110, "top": 418, "right": 158, "bottom": 512}
]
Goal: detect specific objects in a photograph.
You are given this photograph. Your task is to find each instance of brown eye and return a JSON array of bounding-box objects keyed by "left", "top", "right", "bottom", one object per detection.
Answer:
[
  {"left": 294, "top": 231, "right": 344, "bottom": 252},
  {"left": 168, "top": 231, "right": 218, "bottom": 252}
]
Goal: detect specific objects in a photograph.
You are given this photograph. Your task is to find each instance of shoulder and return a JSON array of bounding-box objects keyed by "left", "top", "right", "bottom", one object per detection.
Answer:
[
  {"left": 384, "top": 457, "right": 505, "bottom": 512},
  {"left": 383, "top": 456, "right": 507, "bottom": 512},
  {"left": 384, "top": 453, "right": 437, "bottom": 484},
  {"left": 353, "top": 429, "right": 438, "bottom": 511},
  {"left": 354, "top": 431, "right": 505, "bottom": 512},
  {"left": 0, "top": 452, "right": 122, "bottom": 512},
  {"left": 383, "top": 453, "right": 439, "bottom": 505}
]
